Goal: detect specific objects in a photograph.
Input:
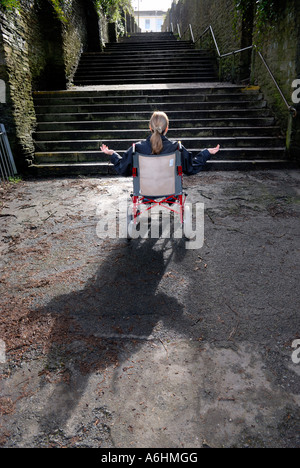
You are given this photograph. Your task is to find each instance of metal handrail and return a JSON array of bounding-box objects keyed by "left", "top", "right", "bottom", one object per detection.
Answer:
[
  {"left": 181, "top": 23, "right": 196, "bottom": 43},
  {"left": 0, "top": 124, "right": 17, "bottom": 182},
  {"left": 181, "top": 23, "right": 297, "bottom": 117},
  {"left": 189, "top": 24, "right": 195, "bottom": 43}
]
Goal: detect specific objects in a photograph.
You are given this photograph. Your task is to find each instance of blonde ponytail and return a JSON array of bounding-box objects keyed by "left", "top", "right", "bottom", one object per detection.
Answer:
[{"left": 149, "top": 112, "right": 169, "bottom": 155}]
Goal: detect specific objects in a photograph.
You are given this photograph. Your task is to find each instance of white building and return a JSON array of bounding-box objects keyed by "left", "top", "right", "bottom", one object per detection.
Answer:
[{"left": 133, "top": 10, "right": 167, "bottom": 32}]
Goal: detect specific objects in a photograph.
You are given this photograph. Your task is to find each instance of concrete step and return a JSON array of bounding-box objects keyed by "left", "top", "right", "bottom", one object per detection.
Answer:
[
  {"left": 29, "top": 158, "right": 295, "bottom": 177},
  {"left": 34, "top": 148, "right": 287, "bottom": 165},
  {"left": 76, "top": 57, "right": 216, "bottom": 68},
  {"left": 36, "top": 117, "right": 276, "bottom": 131},
  {"left": 73, "top": 75, "right": 218, "bottom": 86},
  {"left": 35, "top": 108, "right": 276, "bottom": 123},
  {"left": 79, "top": 50, "right": 208, "bottom": 58},
  {"left": 76, "top": 58, "right": 215, "bottom": 66},
  {"left": 34, "top": 100, "right": 268, "bottom": 115},
  {"left": 74, "top": 73, "right": 218, "bottom": 83},
  {"left": 103, "top": 43, "right": 195, "bottom": 51},
  {"left": 77, "top": 54, "right": 214, "bottom": 63},
  {"left": 34, "top": 127, "right": 282, "bottom": 141},
  {"left": 33, "top": 93, "right": 264, "bottom": 106},
  {"left": 34, "top": 136, "right": 285, "bottom": 152},
  {"left": 75, "top": 63, "right": 216, "bottom": 75},
  {"left": 33, "top": 85, "right": 252, "bottom": 98},
  {"left": 120, "top": 33, "right": 177, "bottom": 42}
]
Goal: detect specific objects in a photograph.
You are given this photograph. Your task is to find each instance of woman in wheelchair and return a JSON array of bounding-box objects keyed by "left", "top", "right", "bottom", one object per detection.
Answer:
[{"left": 100, "top": 111, "right": 220, "bottom": 176}]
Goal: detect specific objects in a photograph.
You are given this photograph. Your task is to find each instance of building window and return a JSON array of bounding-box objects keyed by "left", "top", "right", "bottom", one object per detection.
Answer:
[
  {"left": 156, "top": 19, "right": 163, "bottom": 31},
  {"left": 145, "top": 19, "right": 151, "bottom": 30}
]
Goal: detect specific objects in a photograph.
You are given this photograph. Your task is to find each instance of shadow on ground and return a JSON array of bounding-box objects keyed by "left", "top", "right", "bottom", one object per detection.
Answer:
[{"left": 27, "top": 237, "right": 191, "bottom": 436}]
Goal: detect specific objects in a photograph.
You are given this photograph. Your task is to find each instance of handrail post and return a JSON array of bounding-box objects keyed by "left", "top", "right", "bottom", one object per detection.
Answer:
[
  {"left": 209, "top": 25, "right": 221, "bottom": 57},
  {"left": 177, "top": 23, "right": 181, "bottom": 39},
  {"left": 189, "top": 24, "right": 195, "bottom": 43},
  {"left": 253, "top": 46, "right": 297, "bottom": 117},
  {"left": 256, "top": 48, "right": 290, "bottom": 111}
]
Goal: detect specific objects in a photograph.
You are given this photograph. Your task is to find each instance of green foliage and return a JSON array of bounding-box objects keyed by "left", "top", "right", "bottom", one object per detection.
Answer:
[
  {"left": 8, "top": 175, "right": 22, "bottom": 183},
  {"left": 233, "top": 0, "right": 287, "bottom": 46},
  {"left": 95, "top": 0, "right": 132, "bottom": 22},
  {"left": 255, "top": 0, "right": 286, "bottom": 26},
  {"left": 232, "top": 0, "right": 253, "bottom": 41},
  {"left": 48, "top": 0, "right": 68, "bottom": 24},
  {"left": 0, "top": 0, "right": 21, "bottom": 10},
  {"left": 0, "top": 0, "right": 67, "bottom": 22},
  {"left": 234, "top": 0, "right": 286, "bottom": 31},
  {"left": 0, "top": 0, "right": 133, "bottom": 27}
]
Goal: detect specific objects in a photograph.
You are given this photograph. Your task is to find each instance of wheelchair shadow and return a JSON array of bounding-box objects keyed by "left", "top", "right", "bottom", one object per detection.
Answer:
[{"left": 29, "top": 237, "right": 192, "bottom": 435}]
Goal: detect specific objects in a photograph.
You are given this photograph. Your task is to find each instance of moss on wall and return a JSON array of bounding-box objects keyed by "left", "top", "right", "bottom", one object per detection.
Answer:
[
  {"left": 163, "top": 0, "right": 300, "bottom": 159},
  {"left": 251, "top": 0, "right": 299, "bottom": 134},
  {"left": 0, "top": 0, "right": 108, "bottom": 169}
]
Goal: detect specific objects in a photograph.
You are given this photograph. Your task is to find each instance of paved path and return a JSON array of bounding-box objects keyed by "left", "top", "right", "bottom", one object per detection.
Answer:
[{"left": 0, "top": 170, "right": 299, "bottom": 448}]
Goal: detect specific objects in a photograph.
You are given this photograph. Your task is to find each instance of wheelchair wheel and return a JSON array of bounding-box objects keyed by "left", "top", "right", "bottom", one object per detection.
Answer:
[
  {"left": 183, "top": 204, "right": 193, "bottom": 239},
  {"left": 127, "top": 208, "right": 134, "bottom": 239},
  {"left": 128, "top": 220, "right": 135, "bottom": 239}
]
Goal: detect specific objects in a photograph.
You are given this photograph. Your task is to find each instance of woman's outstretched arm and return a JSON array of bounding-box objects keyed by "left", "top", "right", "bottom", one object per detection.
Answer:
[
  {"left": 181, "top": 144, "right": 220, "bottom": 175},
  {"left": 100, "top": 144, "right": 134, "bottom": 176}
]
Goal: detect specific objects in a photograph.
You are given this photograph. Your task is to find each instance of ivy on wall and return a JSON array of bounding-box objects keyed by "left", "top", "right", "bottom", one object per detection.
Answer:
[
  {"left": 0, "top": 0, "right": 69, "bottom": 23},
  {"left": 48, "top": 0, "right": 67, "bottom": 23},
  {"left": 0, "top": 0, "right": 21, "bottom": 10},
  {"left": 95, "top": 0, "right": 132, "bottom": 22},
  {"left": 234, "top": 0, "right": 287, "bottom": 31},
  {"left": 233, "top": 0, "right": 288, "bottom": 47},
  {"left": 0, "top": 0, "right": 133, "bottom": 23},
  {"left": 0, "top": 0, "right": 66, "bottom": 17},
  {"left": 256, "top": 0, "right": 286, "bottom": 25}
]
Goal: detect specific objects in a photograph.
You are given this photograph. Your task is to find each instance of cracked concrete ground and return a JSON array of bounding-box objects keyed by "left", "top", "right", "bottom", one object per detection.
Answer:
[{"left": 0, "top": 169, "right": 299, "bottom": 448}]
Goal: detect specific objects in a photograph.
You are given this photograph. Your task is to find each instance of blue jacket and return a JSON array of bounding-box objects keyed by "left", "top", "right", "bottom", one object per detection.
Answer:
[{"left": 110, "top": 135, "right": 211, "bottom": 177}]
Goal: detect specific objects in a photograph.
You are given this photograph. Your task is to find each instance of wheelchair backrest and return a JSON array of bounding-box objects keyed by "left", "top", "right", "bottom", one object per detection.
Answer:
[{"left": 132, "top": 150, "right": 183, "bottom": 198}]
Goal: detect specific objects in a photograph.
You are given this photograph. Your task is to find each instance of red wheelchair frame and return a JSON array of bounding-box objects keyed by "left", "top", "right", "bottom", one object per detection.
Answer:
[{"left": 130, "top": 143, "right": 188, "bottom": 226}]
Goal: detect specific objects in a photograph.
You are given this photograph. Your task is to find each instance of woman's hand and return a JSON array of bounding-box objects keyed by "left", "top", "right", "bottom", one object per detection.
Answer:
[
  {"left": 208, "top": 144, "right": 220, "bottom": 155},
  {"left": 100, "top": 144, "right": 114, "bottom": 156}
]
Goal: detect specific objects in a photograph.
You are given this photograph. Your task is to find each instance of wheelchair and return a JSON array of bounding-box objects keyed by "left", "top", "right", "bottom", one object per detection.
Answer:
[{"left": 127, "top": 142, "right": 193, "bottom": 240}]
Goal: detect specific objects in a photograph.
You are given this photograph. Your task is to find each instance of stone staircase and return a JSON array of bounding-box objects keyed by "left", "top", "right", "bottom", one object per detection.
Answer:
[
  {"left": 73, "top": 32, "right": 217, "bottom": 85},
  {"left": 31, "top": 32, "right": 287, "bottom": 176}
]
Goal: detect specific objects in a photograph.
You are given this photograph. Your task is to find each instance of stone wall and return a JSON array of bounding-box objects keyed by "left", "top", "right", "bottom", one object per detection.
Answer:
[
  {"left": 251, "top": 0, "right": 300, "bottom": 157},
  {"left": 0, "top": 0, "right": 127, "bottom": 171},
  {"left": 163, "top": 0, "right": 300, "bottom": 159},
  {"left": 164, "top": 0, "right": 255, "bottom": 82},
  {"left": 164, "top": 0, "right": 241, "bottom": 55},
  {"left": 292, "top": 0, "right": 300, "bottom": 156},
  {"left": 0, "top": 1, "right": 37, "bottom": 167}
]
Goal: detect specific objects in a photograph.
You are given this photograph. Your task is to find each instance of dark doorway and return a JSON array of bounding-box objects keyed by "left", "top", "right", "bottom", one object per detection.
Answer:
[
  {"left": 31, "top": 0, "right": 66, "bottom": 90},
  {"left": 239, "top": 0, "right": 256, "bottom": 82},
  {"left": 84, "top": 0, "right": 102, "bottom": 52}
]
